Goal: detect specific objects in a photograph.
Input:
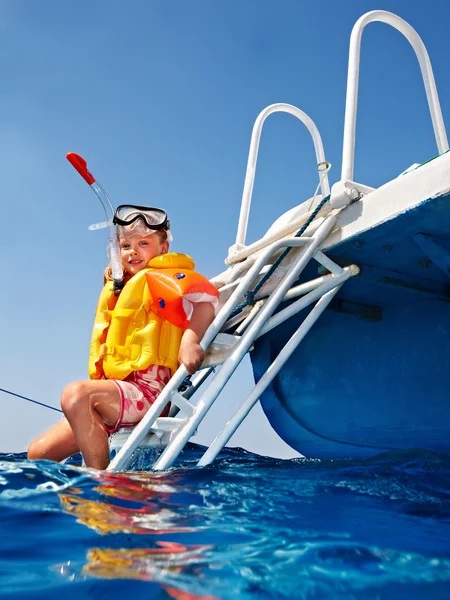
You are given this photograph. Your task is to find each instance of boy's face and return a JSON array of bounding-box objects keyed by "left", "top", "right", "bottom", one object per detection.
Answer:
[{"left": 119, "top": 233, "right": 169, "bottom": 276}]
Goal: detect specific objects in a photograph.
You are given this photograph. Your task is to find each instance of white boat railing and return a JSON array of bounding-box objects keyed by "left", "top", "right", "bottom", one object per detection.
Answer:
[
  {"left": 230, "top": 103, "right": 330, "bottom": 258},
  {"left": 341, "top": 9, "right": 449, "bottom": 181}
]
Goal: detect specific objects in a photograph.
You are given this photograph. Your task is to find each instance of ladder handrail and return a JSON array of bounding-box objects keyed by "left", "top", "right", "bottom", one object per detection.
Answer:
[
  {"left": 342, "top": 10, "right": 449, "bottom": 181},
  {"left": 233, "top": 103, "right": 330, "bottom": 252}
]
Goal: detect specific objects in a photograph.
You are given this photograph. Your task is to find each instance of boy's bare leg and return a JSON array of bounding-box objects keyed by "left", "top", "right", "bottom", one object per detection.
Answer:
[
  {"left": 28, "top": 418, "right": 79, "bottom": 462},
  {"left": 61, "top": 380, "right": 121, "bottom": 470}
]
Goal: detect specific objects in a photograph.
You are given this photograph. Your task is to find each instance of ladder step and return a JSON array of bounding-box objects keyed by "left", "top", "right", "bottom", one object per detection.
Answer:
[
  {"left": 152, "top": 416, "right": 187, "bottom": 433},
  {"left": 202, "top": 333, "right": 241, "bottom": 368},
  {"left": 169, "top": 392, "right": 195, "bottom": 416},
  {"left": 109, "top": 417, "right": 189, "bottom": 454}
]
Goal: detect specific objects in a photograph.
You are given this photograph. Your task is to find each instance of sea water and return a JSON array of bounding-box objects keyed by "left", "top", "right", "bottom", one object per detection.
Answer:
[{"left": 0, "top": 445, "right": 449, "bottom": 599}]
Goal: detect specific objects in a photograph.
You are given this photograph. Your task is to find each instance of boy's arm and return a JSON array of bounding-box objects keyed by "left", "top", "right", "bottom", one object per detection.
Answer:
[{"left": 178, "top": 302, "right": 216, "bottom": 375}]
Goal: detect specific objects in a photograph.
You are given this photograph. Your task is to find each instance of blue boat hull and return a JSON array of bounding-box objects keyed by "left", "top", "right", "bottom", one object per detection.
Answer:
[{"left": 251, "top": 192, "right": 450, "bottom": 458}]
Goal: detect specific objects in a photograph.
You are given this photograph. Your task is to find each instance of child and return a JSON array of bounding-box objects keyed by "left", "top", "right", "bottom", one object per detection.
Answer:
[{"left": 28, "top": 205, "right": 217, "bottom": 470}]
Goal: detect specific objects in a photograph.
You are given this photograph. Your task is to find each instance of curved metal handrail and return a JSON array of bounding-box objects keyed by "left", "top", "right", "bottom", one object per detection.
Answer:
[
  {"left": 342, "top": 10, "right": 449, "bottom": 181},
  {"left": 234, "top": 103, "right": 330, "bottom": 250}
]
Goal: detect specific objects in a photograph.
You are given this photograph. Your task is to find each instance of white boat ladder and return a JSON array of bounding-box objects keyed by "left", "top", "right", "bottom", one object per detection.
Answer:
[{"left": 107, "top": 211, "right": 359, "bottom": 472}]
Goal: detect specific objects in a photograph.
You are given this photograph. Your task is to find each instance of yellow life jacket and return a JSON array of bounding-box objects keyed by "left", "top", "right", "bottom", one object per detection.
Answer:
[{"left": 88, "top": 253, "right": 196, "bottom": 381}]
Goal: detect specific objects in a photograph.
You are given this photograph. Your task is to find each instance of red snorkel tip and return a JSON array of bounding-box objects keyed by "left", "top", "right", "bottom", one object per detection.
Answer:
[{"left": 66, "top": 152, "right": 96, "bottom": 185}]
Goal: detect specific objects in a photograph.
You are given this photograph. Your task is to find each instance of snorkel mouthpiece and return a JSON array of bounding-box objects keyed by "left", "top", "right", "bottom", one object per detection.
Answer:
[{"left": 66, "top": 152, "right": 124, "bottom": 294}]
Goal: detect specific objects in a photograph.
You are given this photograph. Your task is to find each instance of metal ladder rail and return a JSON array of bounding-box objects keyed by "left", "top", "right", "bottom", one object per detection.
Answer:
[
  {"left": 107, "top": 212, "right": 337, "bottom": 471},
  {"left": 198, "top": 284, "right": 344, "bottom": 466},
  {"left": 151, "top": 213, "right": 339, "bottom": 471}
]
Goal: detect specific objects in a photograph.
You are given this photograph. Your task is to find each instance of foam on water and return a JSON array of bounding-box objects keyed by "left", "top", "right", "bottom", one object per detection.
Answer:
[{"left": 0, "top": 445, "right": 449, "bottom": 599}]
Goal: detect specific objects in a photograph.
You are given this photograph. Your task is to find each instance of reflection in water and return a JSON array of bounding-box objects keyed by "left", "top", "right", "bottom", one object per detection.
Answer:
[
  {"left": 59, "top": 472, "right": 217, "bottom": 598},
  {"left": 59, "top": 469, "right": 193, "bottom": 535},
  {"left": 84, "top": 544, "right": 217, "bottom": 600},
  {"left": 59, "top": 492, "right": 190, "bottom": 536},
  {"left": 96, "top": 470, "right": 179, "bottom": 502}
]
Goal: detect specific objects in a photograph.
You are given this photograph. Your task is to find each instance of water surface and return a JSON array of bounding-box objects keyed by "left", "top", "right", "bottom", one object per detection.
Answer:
[{"left": 0, "top": 445, "right": 449, "bottom": 599}]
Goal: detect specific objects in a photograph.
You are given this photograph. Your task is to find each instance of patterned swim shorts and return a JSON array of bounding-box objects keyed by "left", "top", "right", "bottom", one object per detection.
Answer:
[{"left": 108, "top": 364, "right": 172, "bottom": 433}]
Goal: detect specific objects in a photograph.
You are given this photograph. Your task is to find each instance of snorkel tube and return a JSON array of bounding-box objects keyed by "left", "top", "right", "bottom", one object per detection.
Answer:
[{"left": 66, "top": 152, "right": 124, "bottom": 294}]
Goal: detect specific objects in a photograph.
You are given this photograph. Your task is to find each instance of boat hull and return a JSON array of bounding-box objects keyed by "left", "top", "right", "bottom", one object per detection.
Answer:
[{"left": 251, "top": 187, "right": 450, "bottom": 458}]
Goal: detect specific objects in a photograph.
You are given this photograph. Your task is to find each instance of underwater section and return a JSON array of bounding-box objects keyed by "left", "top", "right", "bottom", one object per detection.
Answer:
[{"left": 0, "top": 446, "right": 449, "bottom": 599}]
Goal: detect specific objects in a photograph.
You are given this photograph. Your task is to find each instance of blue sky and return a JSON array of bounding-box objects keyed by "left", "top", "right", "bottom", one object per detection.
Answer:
[{"left": 1, "top": 0, "right": 450, "bottom": 456}]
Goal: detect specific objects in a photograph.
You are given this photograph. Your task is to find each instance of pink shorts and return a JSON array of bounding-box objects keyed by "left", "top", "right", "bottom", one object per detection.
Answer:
[{"left": 108, "top": 364, "right": 172, "bottom": 434}]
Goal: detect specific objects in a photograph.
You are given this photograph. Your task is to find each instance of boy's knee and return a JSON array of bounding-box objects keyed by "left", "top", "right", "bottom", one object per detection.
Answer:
[
  {"left": 27, "top": 440, "right": 40, "bottom": 460},
  {"left": 60, "top": 381, "right": 90, "bottom": 416},
  {"left": 28, "top": 438, "right": 49, "bottom": 460}
]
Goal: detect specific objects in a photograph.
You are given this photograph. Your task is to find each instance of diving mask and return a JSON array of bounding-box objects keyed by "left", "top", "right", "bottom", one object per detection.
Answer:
[{"left": 114, "top": 205, "right": 172, "bottom": 240}]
